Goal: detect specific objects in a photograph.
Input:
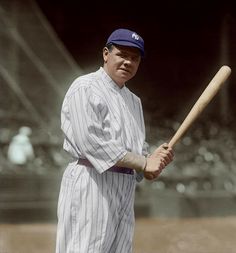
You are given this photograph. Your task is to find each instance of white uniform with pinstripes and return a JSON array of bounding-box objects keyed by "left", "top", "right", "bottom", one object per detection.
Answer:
[{"left": 56, "top": 67, "right": 148, "bottom": 253}]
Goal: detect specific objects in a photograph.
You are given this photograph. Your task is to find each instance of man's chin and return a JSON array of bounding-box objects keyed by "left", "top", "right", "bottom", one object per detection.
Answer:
[{"left": 119, "top": 73, "right": 133, "bottom": 81}]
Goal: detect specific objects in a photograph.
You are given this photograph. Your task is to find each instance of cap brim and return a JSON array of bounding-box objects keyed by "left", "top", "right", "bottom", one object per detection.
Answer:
[{"left": 107, "top": 41, "right": 144, "bottom": 57}]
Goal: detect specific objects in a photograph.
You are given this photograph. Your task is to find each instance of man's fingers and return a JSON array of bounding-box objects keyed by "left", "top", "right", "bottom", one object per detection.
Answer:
[
  {"left": 144, "top": 171, "right": 156, "bottom": 180},
  {"left": 144, "top": 169, "right": 162, "bottom": 180},
  {"left": 144, "top": 143, "right": 175, "bottom": 181},
  {"left": 159, "top": 152, "right": 173, "bottom": 166}
]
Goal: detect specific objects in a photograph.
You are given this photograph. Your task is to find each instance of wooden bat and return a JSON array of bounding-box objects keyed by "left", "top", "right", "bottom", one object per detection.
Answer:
[{"left": 168, "top": 65, "right": 231, "bottom": 148}]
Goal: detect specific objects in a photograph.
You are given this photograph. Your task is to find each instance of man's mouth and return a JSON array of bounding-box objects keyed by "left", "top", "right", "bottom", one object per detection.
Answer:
[{"left": 119, "top": 68, "right": 130, "bottom": 74}]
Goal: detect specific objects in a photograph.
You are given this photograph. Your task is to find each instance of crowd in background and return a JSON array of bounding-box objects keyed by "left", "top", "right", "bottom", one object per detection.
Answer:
[
  {"left": 0, "top": 125, "right": 68, "bottom": 175},
  {"left": 145, "top": 117, "right": 236, "bottom": 194},
  {"left": 1, "top": 117, "right": 236, "bottom": 195}
]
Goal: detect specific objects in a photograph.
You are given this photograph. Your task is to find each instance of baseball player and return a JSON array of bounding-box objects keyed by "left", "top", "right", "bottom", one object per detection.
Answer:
[{"left": 55, "top": 28, "right": 174, "bottom": 253}]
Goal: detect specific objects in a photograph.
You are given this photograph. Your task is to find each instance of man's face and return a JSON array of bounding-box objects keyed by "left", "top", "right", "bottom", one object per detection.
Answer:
[{"left": 103, "top": 45, "right": 141, "bottom": 87}]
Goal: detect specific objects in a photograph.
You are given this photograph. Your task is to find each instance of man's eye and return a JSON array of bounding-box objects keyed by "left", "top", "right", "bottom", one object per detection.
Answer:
[{"left": 132, "top": 56, "right": 139, "bottom": 62}]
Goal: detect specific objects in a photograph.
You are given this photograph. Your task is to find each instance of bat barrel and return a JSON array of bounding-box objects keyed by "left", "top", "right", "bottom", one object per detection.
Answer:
[{"left": 168, "top": 65, "right": 231, "bottom": 148}]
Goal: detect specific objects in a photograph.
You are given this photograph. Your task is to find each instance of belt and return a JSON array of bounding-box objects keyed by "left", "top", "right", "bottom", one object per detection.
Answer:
[{"left": 77, "top": 159, "right": 134, "bottom": 175}]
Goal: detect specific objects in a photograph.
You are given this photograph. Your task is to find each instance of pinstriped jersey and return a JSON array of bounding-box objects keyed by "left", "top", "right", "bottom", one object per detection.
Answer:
[{"left": 61, "top": 67, "right": 148, "bottom": 174}]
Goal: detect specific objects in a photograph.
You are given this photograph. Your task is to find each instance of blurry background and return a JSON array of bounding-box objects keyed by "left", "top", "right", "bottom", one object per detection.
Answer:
[{"left": 1, "top": 0, "right": 236, "bottom": 252}]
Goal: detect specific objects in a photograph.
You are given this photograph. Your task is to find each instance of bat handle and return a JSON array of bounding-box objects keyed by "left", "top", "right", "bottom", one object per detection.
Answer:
[{"left": 168, "top": 138, "right": 176, "bottom": 149}]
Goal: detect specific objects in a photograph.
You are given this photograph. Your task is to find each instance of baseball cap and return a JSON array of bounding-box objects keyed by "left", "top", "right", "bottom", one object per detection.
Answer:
[{"left": 106, "top": 28, "right": 145, "bottom": 57}]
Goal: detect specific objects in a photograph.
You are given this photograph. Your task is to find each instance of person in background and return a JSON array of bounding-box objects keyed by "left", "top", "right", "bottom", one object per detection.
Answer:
[
  {"left": 7, "top": 126, "right": 35, "bottom": 166},
  {"left": 55, "top": 28, "right": 174, "bottom": 253}
]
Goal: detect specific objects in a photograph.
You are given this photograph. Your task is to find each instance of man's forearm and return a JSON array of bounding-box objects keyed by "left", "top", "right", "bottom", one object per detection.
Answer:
[{"left": 115, "top": 152, "right": 146, "bottom": 172}]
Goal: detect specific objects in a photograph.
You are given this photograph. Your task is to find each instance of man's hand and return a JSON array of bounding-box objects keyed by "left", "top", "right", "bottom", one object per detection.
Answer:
[{"left": 144, "top": 143, "right": 174, "bottom": 181}]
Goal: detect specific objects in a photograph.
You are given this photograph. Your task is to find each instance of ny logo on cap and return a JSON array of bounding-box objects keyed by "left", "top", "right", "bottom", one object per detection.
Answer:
[{"left": 132, "top": 33, "right": 139, "bottom": 40}]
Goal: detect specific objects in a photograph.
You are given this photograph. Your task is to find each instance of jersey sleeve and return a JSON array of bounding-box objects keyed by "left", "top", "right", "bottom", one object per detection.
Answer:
[{"left": 67, "top": 85, "right": 127, "bottom": 173}]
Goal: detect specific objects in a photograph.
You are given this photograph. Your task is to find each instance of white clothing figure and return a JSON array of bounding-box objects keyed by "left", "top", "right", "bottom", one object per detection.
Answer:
[{"left": 7, "top": 126, "right": 35, "bottom": 165}]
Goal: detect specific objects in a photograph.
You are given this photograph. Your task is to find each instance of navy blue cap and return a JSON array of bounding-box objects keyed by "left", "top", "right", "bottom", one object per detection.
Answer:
[{"left": 106, "top": 28, "right": 145, "bottom": 57}]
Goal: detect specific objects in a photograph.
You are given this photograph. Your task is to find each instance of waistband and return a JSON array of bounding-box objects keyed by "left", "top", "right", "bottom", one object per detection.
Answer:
[{"left": 77, "top": 159, "right": 134, "bottom": 175}]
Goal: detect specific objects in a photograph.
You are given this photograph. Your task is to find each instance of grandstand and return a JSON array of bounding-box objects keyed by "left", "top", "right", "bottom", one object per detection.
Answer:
[
  {"left": 0, "top": 0, "right": 83, "bottom": 222},
  {"left": 0, "top": 0, "right": 82, "bottom": 130},
  {"left": 1, "top": 0, "right": 236, "bottom": 222}
]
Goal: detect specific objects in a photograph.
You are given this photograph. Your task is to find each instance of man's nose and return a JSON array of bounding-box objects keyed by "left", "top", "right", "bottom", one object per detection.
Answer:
[{"left": 124, "top": 58, "right": 132, "bottom": 66}]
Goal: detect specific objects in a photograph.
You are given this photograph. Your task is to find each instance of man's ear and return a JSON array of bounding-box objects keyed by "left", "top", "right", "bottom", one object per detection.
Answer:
[{"left": 103, "top": 47, "right": 109, "bottom": 62}]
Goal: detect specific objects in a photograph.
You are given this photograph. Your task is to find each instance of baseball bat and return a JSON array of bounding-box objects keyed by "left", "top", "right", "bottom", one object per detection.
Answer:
[{"left": 168, "top": 65, "right": 231, "bottom": 148}]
